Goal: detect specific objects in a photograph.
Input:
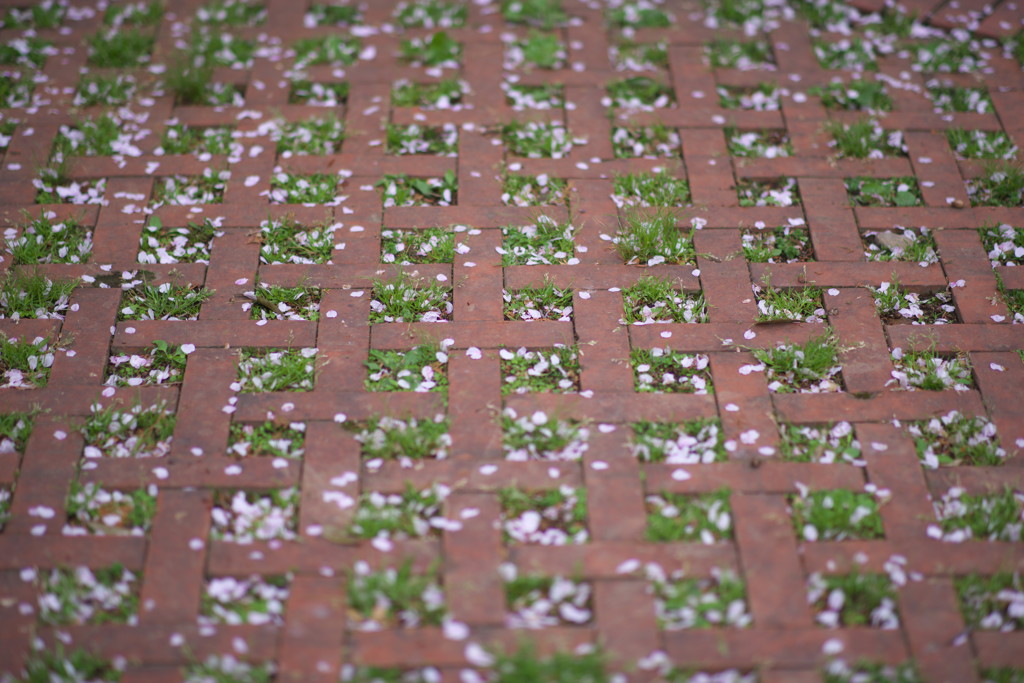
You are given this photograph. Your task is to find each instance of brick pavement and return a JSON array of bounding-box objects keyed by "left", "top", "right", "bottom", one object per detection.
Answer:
[{"left": 0, "top": 0, "right": 1023, "bottom": 681}]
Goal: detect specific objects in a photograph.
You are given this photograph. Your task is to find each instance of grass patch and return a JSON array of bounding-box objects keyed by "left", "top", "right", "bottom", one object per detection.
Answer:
[
  {"left": 293, "top": 35, "right": 360, "bottom": 67},
  {"left": 289, "top": 80, "right": 349, "bottom": 106},
  {"left": 386, "top": 123, "right": 457, "bottom": 156},
  {"left": 611, "top": 124, "right": 680, "bottom": 158},
  {"left": 948, "top": 129, "right": 1017, "bottom": 160},
  {"left": 706, "top": 39, "right": 773, "bottom": 69},
  {"left": 827, "top": 118, "right": 905, "bottom": 159},
  {"left": 612, "top": 171, "right": 689, "bottom": 208},
  {"left": 778, "top": 422, "right": 861, "bottom": 465},
  {"left": 932, "top": 487, "right": 1022, "bottom": 542},
  {"left": 369, "top": 273, "right": 452, "bottom": 323},
  {"left": 65, "top": 482, "right": 157, "bottom": 535},
  {"left": 394, "top": 0, "right": 466, "bottom": 28},
  {"left": 607, "top": 76, "right": 674, "bottom": 108},
  {"left": 0, "top": 271, "right": 76, "bottom": 320},
  {"left": 74, "top": 74, "right": 136, "bottom": 107},
  {"left": 118, "top": 284, "right": 211, "bottom": 321},
  {"left": 615, "top": 208, "right": 694, "bottom": 266},
  {"left": 399, "top": 31, "right": 461, "bottom": 67},
  {"left": 245, "top": 283, "right": 320, "bottom": 321},
  {"left": 502, "top": 0, "right": 567, "bottom": 28},
  {"left": 753, "top": 283, "right": 824, "bottom": 323},
  {"left": 753, "top": 333, "right": 843, "bottom": 394},
  {"left": 503, "top": 121, "right": 575, "bottom": 158},
  {"left": 631, "top": 419, "right": 727, "bottom": 464},
  {"left": 646, "top": 489, "right": 732, "bottom": 543},
  {"left": 872, "top": 280, "right": 956, "bottom": 324},
  {"left": 743, "top": 225, "right": 813, "bottom": 263},
  {"left": 365, "top": 345, "right": 448, "bottom": 392},
  {"left": 1, "top": 335, "right": 58, "bottom": 388},
  {"left": 275, "top": 115, "right": 345, "bottom": 156},
  {"left": 501, "top": 216, "right": 576, "bottom": 265},
  {"left": 377, "top": 171, "right": 457, "bottom": 207},
  {"left": 622, "top": 276, "right": 707, "bottom": 324},
  {"left": 503, "top": 408, "right": 589, "bottom": 461},
  {"left": 808, "top": 572, "right": 899, "bottom": 628},
  {"left": 501, "top": 345, "right": 579, "bottom": 393},
  {"left": 956, "top": 573, "right": 1024, "bottom": 631},
  {"left": 503, "top": 173, "right": 567, "bottom": 206},
  {"left": 380, "top": 227, "right": 455, "bottom": 264},
  {"left": 967, "top": 163, "right": 1024, "bottom": 207},
  {"left": 391, "top": 78, "right": 465, "bottom": 108},
  {"left": 499, "top": 486, "right": 588, "bottom": 545},
  {"left": 846, "top": 176, "right": 922, "bottom": 207},
  {"left": 269, "top": 173, "right": 339, "bottom": 204},
  {"left": 632, "top": 349, "right": 711, "bottom": 394},
  {"left": 889, "top": 347, "right": 972, "bottom": 392},
  {"left": 504, "top": 279, "right": 573, "bottom": 321},
  {"left": 159, "top": 125, "right": 235, "bottom": 156},
  {"left": 905, "top": 410, "right": 1005, "bottom": 468},
  {"left": 236, "top": 347, "right": 319, "bottom": 392},
  {"left": 34, "top": 564, "right": 139, "bottom": 625},
  {"left": 348, "top": 415, "right": 451, "bottom": 461},
  {"left": 81, "top": 402, "right": 176, "bottom": 459},
  {"left": 347, "top": 485, "right": 447, "bottom": 540},
  {"left": 736, "top": 177, "right": 800, "bottom": 207},
  {"left": 138, "top": 217, "right": 217, "bottom": 265},
  {"left": 106, "top": 340, "right": 189, "bottom": 387},
  {"left": 811, "top": 80, "right": 892, "bottom": 111},
  {"left": 259, "top": 216, "right": 335, "bottom": 265},
  {"left": 348, "top": 561, "right": 446, "bottom": 629},
  {"left": 228, "top": 422, "right": 305, "bottom": 459},
  {"left": 649, "top": 567, "right": 751, "bottom": 629},
  {"left": 790, "top": 488, "right": 884, "bottom": 541},
  {"left": 87, "top": 28, "right": 153, "bottom": 67}
]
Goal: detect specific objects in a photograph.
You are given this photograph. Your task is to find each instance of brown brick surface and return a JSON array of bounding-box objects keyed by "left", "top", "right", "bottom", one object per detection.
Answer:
[{"left": 1, "top": 0, "right": 1023, "bottom": 681}]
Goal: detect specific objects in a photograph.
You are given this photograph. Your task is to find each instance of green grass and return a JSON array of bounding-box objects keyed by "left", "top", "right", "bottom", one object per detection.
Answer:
[
  {"left": 228, "top": 421, "right": 305, "bottom": 459},
  {"left": 966, "top": 163, "right": 1024, "bottom": 207},
  {"left": 348, "top": 415, "right": 451, "bottom": 460},
  {"left": 2, "top": 1, "right": 65, "bottom": 29},
  {"left": 906, "top": 411, "right": 1005, "bottom": 467},
  {"left": 0, "top": 73, "right": 32, "bottom": 107},
  {"left": 611, "top": 124, "right": 680, "bottom": 158},
  {"left": 399, "top": 31, "right": 461, "bottom": 66},
  {"left": 501, "top": 345, "right": 580, "bottom": 393},
  {"left": 791, "top": 489, "right": 884, "bottom": 541},
  {"left": 505, "top": 83, "right": 565, "bottom": 110},
  {"left": 210, "top": 488, "right": 299, "bottom": 542},
  {"left": 491, "top": 644, "right": 607, "bottom": 682},
  {"left": 75, "top": 74, "right": 136, "bottom": 107},
  {"left": 947, "top": 129, "right": 1017, "bottom": 160},
  {"left": 613, "top": 171, "right": 689, "bottom": 207},
  {"left": 742, "top": 225, "right": 813, "bottom": 263},
  {"left": 778, "top": 422, "right": 861, "bottom": 464},
  {"left": 809, "top": 572, "right": 898, "bottom": 628},
  {"left": 1, "top": 335, "right": 57, "bottom": 388},
  {"left": 138, "top": 217, "right": 217, "bottom": 265},
  {"left": 87, "top": 28, "right": 153, "bottom": 67},
  {"left": 615, "top": 208, "right": 694, "bottom": 266},
  {"left": 391, "top": 78, "right": 464, "bottom": 107},
  {"left": 380, "top": 227, "right": 455, "bottom": 264},
  {"left": 503, "top": 121, "right": 574, "bottom": 158},
  {"left": 927, "top": 84, "right": 992, "bottom": 113},
  {"left": 105, "top": 1, "right": 164, "bottom": 26},
  {"left": 608, "top": 1, "right": 670, "bottom": 27},
  {"left": 753, "top": 283, "right": 824, "bottom": 323},
  {"left": 979, "top": 224, "right": 1024, "bottom": 267},
  {"left": 370, "top": 273, "right": 452, "bottom": 323},
  {"left": 632, "top": 349, "right": 712, "bottom": 393},
  {"left": 503, "top": 173, "right": 567, "bottom": 206},
  {"left": 275, "top": 115, "right": 345, "bottom": 155},
  {"left": 890, "top": 348, "right": 972, "bottom": 391},
  {"left": 753, "top": 333, "right": 843, "bottom": 394},
  {"left": 347, "top": 561, "right": 446, "bottom": 627},
  {"left": 934, "top": 487, "right": 1022, "bottom": 541},
  {"left": 631, "top": 419, "right": 727, "bottom": 464},
  {"left": 622, "top": 276, "right": 707, "bottom": 324},
  {"left": 957, "top": 573, "right": 1024, "bottom": 631},
  {"left": 607, "top": 76, "right": 674, "bottom": 107},
  {"left": 35, "top": 564, "right": 139, "bottom": 625},
  {"left": 614, "top": 39, "right": 668, "bottom": 69},
  {"left": 652, "top": 569, "right": 751, "bottom": 629},
  {"left": 259, "top": 216, "right": 335, "bottom": 264},
  {"left": 82, "top": 402, "right": 176, "bottom": 458},
  {"left": 504, "top": 278, "right": 573, "bottom": 321},
  {"left": 811, "top": 80, "right": 892, "bottom": 111},
  {"left": 0, "top": 36, "right": 52, "bottom": 67},
  {"left": 502, "top": 0, "right": 567, "bottom": 28},
  {"left": 365, "top": 345, "right": 447, "bottom": 392},
  {"left": 293, "top": 35, "right": 361, "bottom": 67},
  {"left": 504, "top": 574, "right": 592, "bottom": 626},
  {"left": 376, "top": 171, "right": 457, "bottom": 207},
  {"left": 862, "top": 227, "right": 937, "bottom": 263},
  {"left": 308, "top": 3, "right": 361, "bottom": 25},
  {"left": 197, "top": 0, "right": 266, "bottom": 25},
  {"left": 736, "top": 177, "right": 800, "bottom": 207},
  {"left": 394, "top": 0, "right": 466, "bottom": 28},
  {"left": 191, "top": 30, "right": 255, "bottom": 67},
  {"left": 503, "top": 408, "right": 588, "bottom": 461},
  {"left": 706, "top": 39, "right": 773, "bottom": 68},
  {"left": 646, "top": 489, "right": 732, "bottom": 542},
  {"left": 982, "top": 668, "right": 1024, "bottom": 683},
  {"left": 386, "top": 123, "right": 457, "bottom": 156},
  {"left": 118, "top": 284, "right": 211, "bottom": 321},
  {"left": 0, "top": 271, "right": 76, "bottom": 319},
  {"left": 14, "top": 647, "right": 122, "bottom": 683},
  {"left": 270, "top": 173, "right": 338, "bottom": 204},
  {"left": 498, "top": 487, "right": 588, "bottom": 543},
  {"left": 106, "top": 340, "right": 188, "bottom": 386},
  {"left": 827, "top": 118, "right": 904, "bottom": 159},
  {"left": 160, "top": 125, "right": 235, "bottom": 156},
  {"left": 913, "top": 38, "right": 985, "bottom": 73},
  {"left": 846, "top": 176, "right": 922, "bottom": 207},
  {"left": 52, "top": 115, "right": 122, "bottom": 157},
  {"left": 501, "top": 215, "right": 576, "bottom": 265},
  {"left": 0, "top": 411, "right": 34, "bottom": 453},
  {"left": 185, "top": 656, "right": 272, "bottom": 683},
  {"left": 66, "top": 482, "right": 158, "bottom": 534},
  {"left": 201, "top": 574, "right": 289, "bottom": 625},
  {"left": 718, "top": 83, "right": 780, "bottom": 111},
  {"left": 246, "top": 283, "right": 320, "bottom": 321},
  {"left": 814, "top": 38, "right": 877, "bottom": 71},
  {"left": 823, "top": 660, "right": 921, "bottom": 683},
  {"left": 726, "top": 128, "right": 792, "bottom": 158},
  {"left": 871, "top": 280, "right": 957, "bottom": 324},
  {"left": 347, "top": 485, "right": 446, "bottom": 539},
  {"left": 513, "top": 30, "right": 564, "bottom": 69},
  {"left": 237, "top": 348, "right": 319, "bottom": 392},
  {"left": 152, "top": 171, "right": 228, "bottom": 205},
  {"left": 289, "top": 80, "right": 349, "bottom": 105},
  {"left": 9, "top": 213, "right": 92, "bottom": 266}
]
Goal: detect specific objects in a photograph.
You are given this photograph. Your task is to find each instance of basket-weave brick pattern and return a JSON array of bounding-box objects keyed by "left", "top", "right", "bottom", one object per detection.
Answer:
[{"left": 0, "top": 0, "right": 1023, "bottom": 681}]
